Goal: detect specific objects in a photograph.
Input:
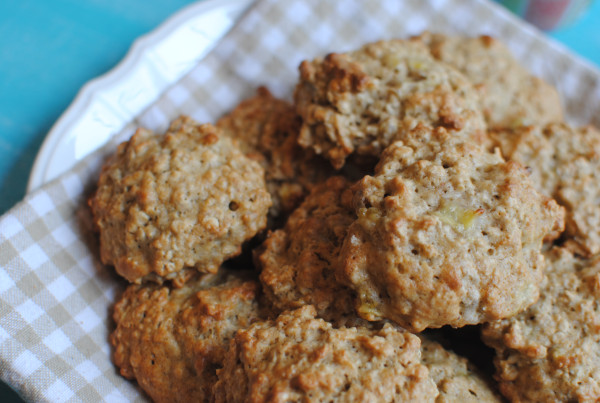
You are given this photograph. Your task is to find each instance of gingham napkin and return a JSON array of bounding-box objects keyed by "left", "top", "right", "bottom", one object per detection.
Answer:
[{"left": 2, "top": 0, "right": 600, "bottom": 401}]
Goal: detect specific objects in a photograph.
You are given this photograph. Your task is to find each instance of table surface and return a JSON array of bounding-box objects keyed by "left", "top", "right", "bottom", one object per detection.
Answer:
[{"left": 0, "top": 0, "right": 599, "bottom": 401}]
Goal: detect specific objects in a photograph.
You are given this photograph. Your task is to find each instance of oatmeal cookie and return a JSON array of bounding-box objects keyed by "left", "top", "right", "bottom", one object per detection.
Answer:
[
  {"left": 482, "top": 247, "right": 600, "bottom": 402},
  {"left": 213, "top": 305, "right": 438, "bottom": 402},
  {"left": 294, "top": 39, "right": 486, "bottom": 169},
  {"left": 215, "top": 87, "right": 334, "bottom": 223},
  {"left": 215, "top": 87, "right": 300, "bottom": 157},
  {"left": 256, "top": 176, "right": 356, "bottom": 320},
  {"left": 111, "top": 269, "right": 264, "bottom": 403},
  {"left": 338, "top": 125, "right": 565, "bottom": 331},
  {"left": 420, "top": 338, "right": 501, "bottom": 403},
  {"left": 417, "top": 33, "right": 563, "bottom": 129},
  {"left": 89, "top": 121, "right": 271, "bottom": 284},
  {"left": 491, "top": 123, "right": 600, "bottom": 255}
]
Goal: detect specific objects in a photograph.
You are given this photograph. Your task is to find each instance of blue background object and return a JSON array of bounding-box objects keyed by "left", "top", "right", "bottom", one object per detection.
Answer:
[
  {"left": 0, "top": 0, "right": 598, "bottom": 401},
  {"left": 0, "top": 0, "right": 196, "bottom": 216},
  {"left": 549, "top": 0, "right": 600, "bottom": 66},
  {"left": 0, "top": 2, "right": 197, "bottom": 401}
]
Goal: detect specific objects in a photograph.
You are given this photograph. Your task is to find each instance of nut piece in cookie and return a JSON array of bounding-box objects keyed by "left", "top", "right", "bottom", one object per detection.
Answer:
[
  {"left": 215, "top": 87, "right": 334, "bottom": 225},
  {"left": 111, "top": 269, "right": 264, "bottom": 403},
  {"left": 256, "top": 176, "right": 356, "bottom": 320},
  {"left": 338, "top": 125, "right": 565, "bottom": 331},
  {"left": 294, "top": 39, "right": 486, "bottom": 169},
  {"left": 482, "top": 247, "right": 600, "bottom": 402},
  {"left": 420, "top": 338, "right": 501, "bottom": 403},
  {"left": 491, "top": 122, "right": 600, "bottom": 255},
  {"left": 213, "top": 305, "right": 438, "bottom": 402},
  {"left": 417, "top": 32, "right": 563, "bottom": 129},
  {"left": 89, "top": 121, "right": 271, "bottom": 284}
]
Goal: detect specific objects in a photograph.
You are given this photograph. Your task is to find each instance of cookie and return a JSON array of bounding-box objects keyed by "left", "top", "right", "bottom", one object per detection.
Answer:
[
  {"left": 491, "top": 122, "right": 600, "bottom": 255},
  {"left": 215, "top": 87, "right": 333, "bottom": 224},
  {"left": 420, "top": 338, "right": 501, "bottom": 403},
  {"left": 338, "top": 125, "right": 565, "bottom": 331},
  {"left": 294, "top": 39, "right": 486, "bottom": 169},
  {"left": 89, "top": 121, "right": 271, "bottom": 284},
  {"left": 213, "top": 305, "right": 438, "bottom": 402},
  {"left": 482, "top": 247, "right": 600, "bottom": 402},
  {"left": 417, "top": 33, "right": 563, "bottom": 129},
  {"left": 110, "top": 269, "right": 264, "bottom": 403},
  {"left": 256, "top": 176, "right": 356, "bottom": 320},
  {"left": 215, "top": 87, "right": 300, "bottom": 157}
]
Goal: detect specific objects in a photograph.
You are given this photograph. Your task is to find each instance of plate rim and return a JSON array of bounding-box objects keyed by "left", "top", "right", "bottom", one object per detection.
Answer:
[{"left": 26, "top": 0, "right": 254, "bottom": 193}]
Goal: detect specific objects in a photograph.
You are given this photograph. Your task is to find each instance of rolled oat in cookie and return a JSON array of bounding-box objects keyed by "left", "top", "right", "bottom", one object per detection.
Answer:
[
  {"left": 111, "top": 269, "right": 264, "bottom": 403},
  {"left": 416, "top": 32, "right": 563, "bottom": 129},
  {"left": 89, "top": 120, "right": 271, "bottom": 284},
  {"left": 256, "top": 176, "right": 356, "bottom": 320},
  {"left": 213, "top": 305, "right": 438, "bottom": 402},
  {"left": 420, "top": 338, "right": 501, "bottom": 403},
  {"left": 338, "top": 125, "right": 564, "bottom": 331},
  {"left": 491, "top": 122, "right": 600, "bottom": 255},
  {"left": 215, "top": 87, "right": 334, "bottom": 224},
  {"left": 294, "top": 39, "right": 486, "bottom": 169},
  {"left": 482, "top": 247, "right": 600, "bottom": 402}
]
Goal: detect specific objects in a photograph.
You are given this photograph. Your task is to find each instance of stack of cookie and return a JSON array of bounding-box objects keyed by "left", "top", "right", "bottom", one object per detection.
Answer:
[{"left": 90, "top": 34, "right": 600, "bottom": 402}]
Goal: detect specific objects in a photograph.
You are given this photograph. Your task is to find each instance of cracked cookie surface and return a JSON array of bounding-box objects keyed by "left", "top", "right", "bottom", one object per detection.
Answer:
[
  {"left": 420, "top": 338, "right": 501, "bottom": 403},
  {"left": 417, "top": 33, "right": 563, "bottom": 129},
  {"left": 482, "top": 247, "right": 600, "bottom": 402},
  {"left": 215, "top": 87, "right": 333, "bottom": 224},
  {"left": 338, "top": 126, "right": 564, "bottom": 331},
  {"left": 111, "top": 269, "right": 264, "bottom": 403},
  {"left": 294, "top": 39, "right": 486, "bottom": 169},
  {"left": 491, "top": 122, "right": 600, "bottom": 255},
  {"left": 213, "top": 305, "right": 438, "bottom": 402},
  {"left": 257, "top": 176, "right": 356, "bottom": 320},
  {"left": 90, "top": 121, "right": 271, "bottom": 284}
]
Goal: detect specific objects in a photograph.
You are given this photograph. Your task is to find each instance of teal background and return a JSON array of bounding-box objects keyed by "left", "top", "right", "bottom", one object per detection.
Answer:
[
  {"left": 0, "top": 2, "right": 197, "bottom": 401},
  {"left": 0, "top": 0, "right": 598, "bottom": 401},
  {"left": 0, "top": 0, "right": 196, "bottom": 216}
]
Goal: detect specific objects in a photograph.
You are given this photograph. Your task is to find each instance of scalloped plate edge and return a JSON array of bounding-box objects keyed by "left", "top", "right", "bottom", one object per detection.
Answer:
[{"left": 27, "top": 0, "right": 254, "bottom": 193}]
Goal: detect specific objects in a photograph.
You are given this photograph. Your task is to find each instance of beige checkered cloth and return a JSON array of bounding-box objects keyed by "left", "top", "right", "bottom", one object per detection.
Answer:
[{"left": 1, "top": 0, "right": 599, "bottom": 401}]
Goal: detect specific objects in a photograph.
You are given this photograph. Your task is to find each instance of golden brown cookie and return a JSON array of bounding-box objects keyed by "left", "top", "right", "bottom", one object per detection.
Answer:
[
  {"left": 213, "top": 305, "right": 438, "bottom": 402},
  {"left": 482, "top": 247, "right": 600, "bottom": 402},
  {"left": 420, "top": 338, "right": 501, "bottom": 403},
  {"left": 215, "top": 87, "right": 333, "bottom": 224},
  {"left": 89, "top": 121, "right": 271, "bottom": 284},
  {"left": 491, "top": 122, "right": 600, "bottom": 255},
  {"left": 338, "top": 125, "right": 565, "bottom": 331},
  {"left": 294, "top": 39, "right": 486, "bottom": 169},
  {"left": 256, "top": 176, "right": 356, "bottom": 320},
  {"left": 417, "top": 33, "right": 563, "bottom": 129},
  {"left": 111, "top": 269, "right": 264, "bottom": 403}
]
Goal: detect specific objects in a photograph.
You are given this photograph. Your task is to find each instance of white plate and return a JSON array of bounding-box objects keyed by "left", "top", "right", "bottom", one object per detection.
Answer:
[{"left": 27, "top": 0, "right": 254, "bottom": 193}]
